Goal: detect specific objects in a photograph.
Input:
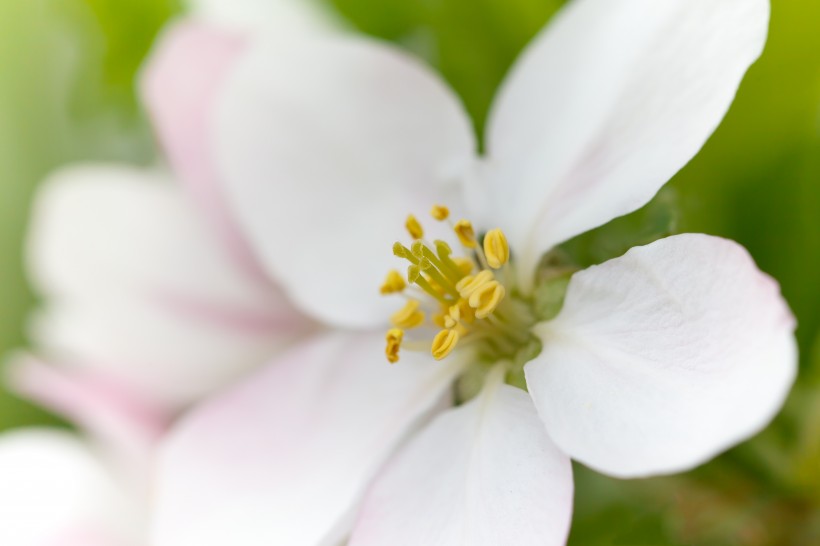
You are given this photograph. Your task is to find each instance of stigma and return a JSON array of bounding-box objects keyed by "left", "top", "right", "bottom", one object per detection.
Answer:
[{"left": 381, "top": 205, "right": 518, "bottom": 364}]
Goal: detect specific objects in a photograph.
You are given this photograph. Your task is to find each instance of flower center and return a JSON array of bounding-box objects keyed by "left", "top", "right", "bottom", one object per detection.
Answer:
[{"left": 381, "top": 205, "right": 546, "bottom": 374}]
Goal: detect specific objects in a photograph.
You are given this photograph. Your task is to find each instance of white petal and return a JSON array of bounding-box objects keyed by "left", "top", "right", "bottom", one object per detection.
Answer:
[
  {"left": 27, "top": 165, "right": 309, "bottom": 407},
  {"left": 185, "top": 0, "right": 337, "bottom": 36},
  {"left": 8, "top": 354, "right": 168, "bottom": 478},
  {"left": 152, "top": 332, "right": 465, "bottom": 546},
  {"left": 141, "top": 22, "right": 267, "bottom": 279},
  {"left": 29, "top": 165, "right": 280, "bottom": 320},
  {"left": 484, "top": 0, "right": 769, "bottom": 282},
  {"left": 216, "top": 37, "right": 476, "bottom": 328},
  {"left": 30, "top": 297, "right": 303, "bottom": 408},
  {"left": 351, "top": 379, "right": 573, "bottom": 546},
  {"left": 0, "top": 429, "right": 140, "bottom": 546},
  {"left": 525, "top": 234, "right": 797, "bottom": 478}
]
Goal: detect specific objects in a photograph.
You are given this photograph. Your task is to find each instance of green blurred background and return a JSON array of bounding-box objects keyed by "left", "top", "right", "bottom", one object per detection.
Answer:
[{"left": 0, "top": 0, "right": 818, "bottom": 544}]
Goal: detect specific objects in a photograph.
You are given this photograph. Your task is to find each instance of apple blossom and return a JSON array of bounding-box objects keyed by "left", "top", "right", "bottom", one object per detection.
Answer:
[
  {"left": 0, "top": 1, "right": 335, "bottom": 544},
  {"left": 144, "top": 0, "right": 796, "bottom": 544},
  {"left": 19, "top": 0, "right": 337, "bottom": 413}
]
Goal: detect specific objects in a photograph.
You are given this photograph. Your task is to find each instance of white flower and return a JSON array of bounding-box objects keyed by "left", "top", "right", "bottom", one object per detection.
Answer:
[
  {"left": 144, "top": 0, "right": 796, "bottom": 544},
  {"left": 0, "top": 3, "right": 333, "bottom": 544},
  {"left": 23, "top": 164, "right": 308, "bottom": 410},
  {"left": 20, "top": 0, "right": 335, "bottom": 413}
]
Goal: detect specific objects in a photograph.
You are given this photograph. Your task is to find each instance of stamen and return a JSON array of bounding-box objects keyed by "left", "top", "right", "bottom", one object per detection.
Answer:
[
  {"left": 391, "top": 300, "right": 425, "bottom": 329},
  {"left": 430, "top": 205, "right": 450, "bottom": 221},
  {"left": 406, "top": 215, "right": 424, "bottom": 240},
  {"left": 444, "top": 304, "right": 461, "bottom": 329},
  {"left": 456, "top": 270, "right": 495, "bottom": 299},
  {"left": 483, "top": 228, "right": 509, "bottom": 269},
  {"left": 432, "top": 329, "right": 459, "bottom": 360},
  {"left": 469, "top": 281, "right": 505, "bottom": 319},
  {"left": 385, "top": 205, "right": 540, "bottom": 367},
  {"left": 380, "top": 270, "right": 407, "bottom": 295},
  {"left": 385, "top": 328, "right": 404, "bottom": 364},
  {"left": 454, "top": 219, "right": 477, "bottom": 248},
  {"left": 457, "top": 299, "right": 476, "bottom": 324},
  {"left": 453, "top": 257, "right": 474, "bottom": 276}
]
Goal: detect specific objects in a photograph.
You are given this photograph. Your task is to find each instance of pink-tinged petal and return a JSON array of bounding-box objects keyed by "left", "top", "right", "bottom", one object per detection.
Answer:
[
  {"left": 185, "top": 0, "right": 337, "bottom": 36},
  {"left": 7, "top": 355, "right": 169, "bottom": 476},
  {"left": 0, "top": 430, "right": 140, "bottom": 546},
  {"left": 46, "top": 529, "right": 131, "bottom": 546},
  {"left": 27, "top": 165, "right": 310, "bottom": 407},
  {"left": 141, "top": 22, "right": 267, "bottom": 279},
  {"left": 152, "top": 332, "right": 466, "bottom": 546},
  {"left": 29, "top": 297, "right": 307, "bottom": 409},
  {"left": 351, "top": 377, "right": 573, "bottom": 546},
  {"left": 525, "top": 234, "right": 797, "bottom": 478},
  {"left": 484, "top": 0, "right": 770, "bottom": 286},
  {"left": 215, "top": 37, "right": 476, "bottom": 328}
]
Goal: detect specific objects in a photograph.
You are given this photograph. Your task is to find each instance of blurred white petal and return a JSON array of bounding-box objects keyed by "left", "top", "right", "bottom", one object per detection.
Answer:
[
  {"left": 27, "top": 165, "right": 310, "bottom": 408},
  {"left": 7, "top": 354, "right": 168, "bottom": 476},
  {"left": 141, "top": 22, "right": 267, "bottom": 278},
  {"left": 0, "top": 429, "right": 140, "bottom": 546}
]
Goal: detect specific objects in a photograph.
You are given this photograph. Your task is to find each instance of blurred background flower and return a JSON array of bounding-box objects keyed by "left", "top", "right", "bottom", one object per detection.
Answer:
[{"left": 0, "top": 0, "right": 818, "bottom": 544}]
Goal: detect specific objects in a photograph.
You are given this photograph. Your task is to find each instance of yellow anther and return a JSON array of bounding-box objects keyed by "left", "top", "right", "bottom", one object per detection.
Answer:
[
  {"left": 430, "top": 205, "right": 450, "bottom": 221},
  {"left": 391, "top": 300, "right": 426, "bottom": 329},
  {"left": 483, "top": 228, "right": 509, "bottom": 269},
  {"left": 454, "top": 219, "right": 477, "bottom": 248},
  {"left": 449, "top": 304, "right": 461, "bottom": 321},
  {"left": 406, "top": 215, "right": 424, "bottom": 240},
  {"left": 385, "top": 329, "right": 404, "bottom": 364},
  {"left": 432, "top": 329, "right": 460, "bottom": 360},
  {"left": 380, "top": 270, "right": 407, "bottom": 295},
  {"left": 469, "top": 281, "right": 505, "bottom": 319},
  {"left": 444, "top": 305, "right": 461, "bottom": 329},
  {"left": 453, "top": 257, "right": 474, "bottom": 276},
  {"left": 456, "top": 270, "right": 494, "bottom": 299}
]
